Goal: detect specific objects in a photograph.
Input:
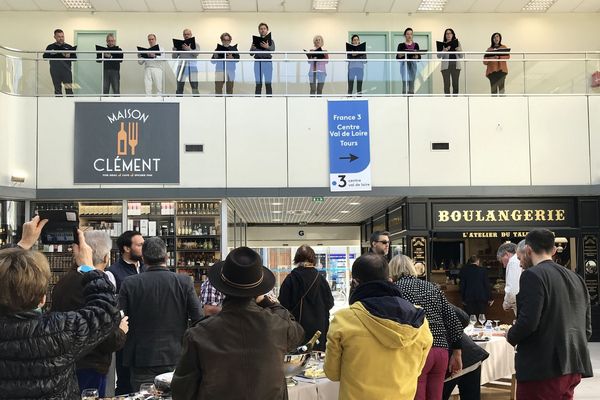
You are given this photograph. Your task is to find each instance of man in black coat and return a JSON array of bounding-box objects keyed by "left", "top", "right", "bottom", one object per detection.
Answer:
[
  {"left": 459, "top": 255, "right": 492, "bottom": 316},
  {"left": 43, "top": 29, "right": 76, "bottom": 96},
  {"left": 507, "top": 229, "right": 593, "bottom": 400},
  {"left": 119, "top": 237, "right": 203, "bottom": 391}
]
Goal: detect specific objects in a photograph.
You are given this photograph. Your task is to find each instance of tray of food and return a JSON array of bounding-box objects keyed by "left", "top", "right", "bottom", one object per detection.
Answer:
[{"left": 297, "top": 365, "right": 326, "bottom": 379}]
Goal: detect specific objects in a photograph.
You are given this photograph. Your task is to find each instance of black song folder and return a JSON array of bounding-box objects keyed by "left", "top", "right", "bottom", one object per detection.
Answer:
[
  {"left": 172, "top": 37, "right": 196, "bottom": 51},
  {"left": 252, "top": 33, "right": 272, "bottom": 49},
  {"left": 137, "top": 44, "right": 161, "bottom": 58}
]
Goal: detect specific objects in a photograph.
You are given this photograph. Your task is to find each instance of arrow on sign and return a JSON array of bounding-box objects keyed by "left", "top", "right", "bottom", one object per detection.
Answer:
[{"left": 339, "top": 154, "right": 359, "bottom": 162}]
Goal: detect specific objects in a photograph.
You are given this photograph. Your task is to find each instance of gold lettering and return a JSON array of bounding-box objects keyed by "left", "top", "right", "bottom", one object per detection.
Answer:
[
  {"left": 438, "top": 210, "right": 450, "bottom": 222},
  {"left": 511, "top": 210, "right": 522, "bottom": 221},
  {"left": 523, "top": 209, "right": 534, "bottom": 221},
  {"left": 463, "top": 210, "right": 474, "bottom": 222},
  {"left": 451, "top": 211, "right": 461, "bottom": 222},
  {"left": 475, "top": 210, "right": 484, "bottom": 221},
  {"left": 498, "top": 210, "right": 510, "bottom": 222},
  {"left": 556, "top": 209, "right": 565, "bottom": 221},
  {"left": 547, "top": 210, "right": 555, "bottom": 221},
  {"left": 535, "top": 209, "right": 546, "bottom": 221},
  {"left": 485, "top": 210, "right": 497, "bottom": 222}
]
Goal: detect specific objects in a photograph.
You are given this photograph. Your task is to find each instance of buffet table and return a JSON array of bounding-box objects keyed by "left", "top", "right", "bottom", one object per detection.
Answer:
[
  {"left": 287, "top": 378, "right": 339, "bottom": 400},
  {"left": 479, "top": 336, "right": 515, "bottom": 384}
]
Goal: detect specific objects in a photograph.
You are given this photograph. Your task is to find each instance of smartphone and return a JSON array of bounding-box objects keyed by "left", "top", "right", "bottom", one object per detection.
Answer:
[{"left": 38, "top": 210, "right": 79, "bottom": 245}]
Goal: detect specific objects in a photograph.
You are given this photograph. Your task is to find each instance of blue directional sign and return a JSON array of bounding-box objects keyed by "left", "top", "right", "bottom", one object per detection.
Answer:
[{"left": 328, "top": 100, "right": 371, "bottom": 192}]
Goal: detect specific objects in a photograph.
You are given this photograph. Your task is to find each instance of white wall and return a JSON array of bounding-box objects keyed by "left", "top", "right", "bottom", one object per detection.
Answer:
[
  {"left": 0, "top": 93, "right": 37, "bottom": 189},
  {"left": 589, "top": 97, "right": 600, "bottom": 185}
]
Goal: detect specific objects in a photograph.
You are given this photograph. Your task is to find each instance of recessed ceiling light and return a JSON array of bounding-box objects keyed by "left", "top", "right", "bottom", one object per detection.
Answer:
[
  {"left": 272, "top": 210, "right": 282, "bottom": 214},
  {"left": 287, "top": 210, "right": 311, "bottom": 215},
  {"left": 348, "top": 202, "right": 361, "bottom": 206},
  {"left": 330, "top": 218, "right": 340, "bottom": 222},
  {"left": 340, "top": 210, "right": 350, "bottom": 214},
  {"left": 417, "top": 0, "right": 447, "bottom": 12},
  {"left": 271, "top": 202, "right": 283, "bottom": 206},
  {"left": 201, "top": 0, "right": 230, "bottom": 10},
  {"left": 522, "top": 0, "right": 556, "bottom": 12},
  {"left": 61, "top": 0, "right": 93, "bottom": 9},
  {"left": 312, "top": 0, "right": 339, "bottom": 11},
  {"left": 272, "top": 218, "right": 281, "bottom": 222}
]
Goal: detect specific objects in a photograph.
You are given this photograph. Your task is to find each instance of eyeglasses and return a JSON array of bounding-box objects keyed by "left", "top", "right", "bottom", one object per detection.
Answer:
[{"left": 376, "top": 240, "right": 390, "bottom": 245}]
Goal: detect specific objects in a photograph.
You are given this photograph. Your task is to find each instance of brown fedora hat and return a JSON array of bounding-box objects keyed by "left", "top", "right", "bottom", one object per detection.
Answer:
[{"left": 208, "top": 247, "right": 275, "bottom": 298}]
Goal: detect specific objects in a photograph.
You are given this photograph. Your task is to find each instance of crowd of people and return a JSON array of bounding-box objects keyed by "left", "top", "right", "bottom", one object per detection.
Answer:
[
  {"left": 43, "top": 24, "right": 510, "bottom": 97},
  {"left": 0, "top": 216, "right": 593, "bottom": 400}
]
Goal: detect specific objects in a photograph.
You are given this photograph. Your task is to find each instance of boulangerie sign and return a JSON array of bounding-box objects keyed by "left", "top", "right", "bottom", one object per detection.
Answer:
[{"left": 74, "top": 102, "right": 180, "bottom": 184}]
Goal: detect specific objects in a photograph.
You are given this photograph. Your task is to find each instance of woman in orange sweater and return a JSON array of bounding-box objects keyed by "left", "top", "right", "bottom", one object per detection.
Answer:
[{"left": 483, "top": 32, "right": 510, "bottom": 95}]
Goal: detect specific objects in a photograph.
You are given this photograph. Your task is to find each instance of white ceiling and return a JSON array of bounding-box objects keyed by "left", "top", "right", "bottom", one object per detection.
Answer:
[
  {"left": 227, "top": 196, "right": 399, "bottom": 224},
  {"left": 0, "top": 0, "right": 599, "bottom": 12}
]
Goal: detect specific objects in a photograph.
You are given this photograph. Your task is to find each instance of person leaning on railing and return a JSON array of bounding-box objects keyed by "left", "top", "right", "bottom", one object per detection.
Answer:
[
  {"left": 0, "top": 216, "right": 122, "bottom": 400},
  {"left": 483, "top": 32, "right": 510, "bottom": 95}
]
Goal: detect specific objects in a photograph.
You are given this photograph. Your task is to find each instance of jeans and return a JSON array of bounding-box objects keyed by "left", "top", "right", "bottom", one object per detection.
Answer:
[
  {"left": 401, "top": 61, "right": 417, "bottom": 94},
  {"left": 176, "top": 63, "right": 199, "bottom": 96},
  {"left": 488, "top": 70, "right": 507, "bottom": 95},
  {"left": 130, "top": 365, "right": 175, "bottom": 393},
  {"left": 348, "top": 68, "right": 364, "bottom": 95},
  {"left": 254, "top": 60, "right": 273, "bottom": 95},
  {"left": 415, "top": 347, "right": 450, "bottom": 400},
  {"left": 50, "top": 65, "right": 73, "bottom": 96},
  {"left": 103, "top": 69, "right": 120, "bottom": 95},
  {"left": 442, "top": 365, "right": 482, "bottom": 400},
  {"left": 309, "top": 71, "right": 326, "bottom": 96},
  {"left": 77, "top": 369, "right": 107, "bottom": 398},
  {"left": 441, "top": 63, "right": 460, "bottom": 95}
]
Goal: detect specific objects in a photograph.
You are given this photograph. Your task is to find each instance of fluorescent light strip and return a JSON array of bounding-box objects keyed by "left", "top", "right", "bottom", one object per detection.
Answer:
[
  {"left": 522, "top": 0, "right": 556, "bottom": 12},
  {"left": 312, "top": 0, "right": 339, "bottom": 11},
  {"left": 417, "top": 0, "right": 447, "bottom": 12},
  {"left": 61, "top": 0, "right": 93, "bottom": 9},
  {"left": 201, "top": 0, "right": 231, "bottom": 10}
]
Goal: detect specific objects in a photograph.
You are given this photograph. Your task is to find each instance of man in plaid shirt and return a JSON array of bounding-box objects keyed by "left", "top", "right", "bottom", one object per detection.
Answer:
[{"left": 200, "top": 279, "right": 225, "bottom": 316}]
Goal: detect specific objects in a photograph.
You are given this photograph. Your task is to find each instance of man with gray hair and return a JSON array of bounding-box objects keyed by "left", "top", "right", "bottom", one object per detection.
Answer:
[
  {"left": 98, "top": 32, "right": 123, "bottom": 95},
  {"left": 51, "top": 230, "right": 128, "bottom": 397},
  {"left": 497, "top": 241, "right": 522, "bottom": 315},
  {"left": 119, "top": 237, "right": 203, "bottom": 391},
  {"left": 516, "top": 239, "right": 533, "bottom": 270}
]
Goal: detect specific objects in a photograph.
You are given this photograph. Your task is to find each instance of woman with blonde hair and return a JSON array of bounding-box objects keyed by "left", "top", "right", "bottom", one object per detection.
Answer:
[{"left": 390, "top": 254, "right": 464, "bottom": 400}]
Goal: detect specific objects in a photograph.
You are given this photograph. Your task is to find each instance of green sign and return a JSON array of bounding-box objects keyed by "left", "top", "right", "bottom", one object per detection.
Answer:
[{"left": 312, "top": 197, "right": 325, "bottom": 203}]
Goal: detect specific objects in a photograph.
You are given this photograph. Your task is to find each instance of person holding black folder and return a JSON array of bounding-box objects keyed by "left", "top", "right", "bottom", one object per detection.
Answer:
[
  {"left": 483, "top": 32, "right": 510, "bottom": 95},
  {"left": 211, "top": 32, "right": 240, "bottom": 95},
  {"left": 173, "top": 28, "right": 199, "bottom": 96},
  {"left": 250, "top": 22, "right": 275, "bottom": 96},
  {"left": 137, "top": 33, "right": 163, "bottom": 95},
  {"left": 437, "top": 28, "right": 463, "bottom": 95},
  {"left": 306, "top": 35, "right": 328, "bottom": 96},
  {"left": 346, "top": 34, "right": 366, "bottom": 96},
  {"left": 96, "top": 33, "right": 123, "bottom": 95},
  {"left": 43, "top": 29, "right": 76, "bottom": 96},
  {"left": 396, "top": 27, "right": 421, "bottom": 95}
]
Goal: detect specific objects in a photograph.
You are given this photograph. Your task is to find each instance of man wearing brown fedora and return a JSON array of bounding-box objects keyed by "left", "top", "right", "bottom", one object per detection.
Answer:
[{"left": 171, "top": 247, "right": 304, "bottom": 399}]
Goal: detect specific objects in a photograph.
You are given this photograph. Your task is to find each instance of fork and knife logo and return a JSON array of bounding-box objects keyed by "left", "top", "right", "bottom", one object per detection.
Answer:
[{"left": 116, "top": 121, "right": 139, "bottom": 156}]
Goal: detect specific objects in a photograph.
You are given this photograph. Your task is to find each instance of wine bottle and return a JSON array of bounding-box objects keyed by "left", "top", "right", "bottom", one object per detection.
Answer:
[{"left": 290, "top": 330, "right": 321, "bottom": 354}]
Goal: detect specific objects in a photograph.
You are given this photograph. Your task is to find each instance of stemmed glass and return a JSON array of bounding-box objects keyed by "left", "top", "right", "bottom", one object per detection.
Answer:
[
  {"left": 493, "top": 319, "right": 501, "bottom": 330},
  {"left": 81, "top": 389, "right": 99, "bottom": 400},
  {"left": 139, "top": 383, "right": 155, "bottom": 398},
  {"left": 469, "top": 315, "right": 477, "bottom": 327},
  {"left": 478, "top": 313, "right": 486, "bottom": 328}
]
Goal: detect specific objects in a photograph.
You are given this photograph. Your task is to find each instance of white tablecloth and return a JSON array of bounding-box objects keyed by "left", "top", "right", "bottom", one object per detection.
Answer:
[
  {"left": 478, "top": 336, "right": 515, "bottom": 384},
  {"left": 287, "top": 378, "right": 339, "bottom": 400}
]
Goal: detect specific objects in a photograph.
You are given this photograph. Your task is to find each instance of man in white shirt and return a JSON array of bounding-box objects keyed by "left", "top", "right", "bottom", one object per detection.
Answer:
[
  {"left": 497, "top": 242, "right": 522, "bottom": 315},
  {"left": 138, "top": 33, "right": 163, "bottom": 95}
]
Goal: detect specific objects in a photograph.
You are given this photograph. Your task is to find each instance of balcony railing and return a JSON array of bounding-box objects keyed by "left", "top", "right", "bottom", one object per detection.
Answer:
[{"left": 1, "top": 46, "right": 599, "bottom": 96}]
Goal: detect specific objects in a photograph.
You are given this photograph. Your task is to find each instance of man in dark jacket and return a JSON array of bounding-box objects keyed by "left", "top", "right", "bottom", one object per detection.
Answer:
[
  {"left": 107, "top": 229, "right": 144, "bottom": 395},
  {"left": 171, "top": 247, "right": 305, "bottom": 400},
  {"left": 0, "top": 220, "right": 121, "bottom": 400},
  {"left": 507, "top": 229, "right": 593, "bottom": 400},
  {"left": 43, "top": 28, "right": 76, "bottom": 96},
  {"left": 51, "top": 230, "right": 128, "bottom": 397},
  {"left": 97, "top": 33, "right": 123, "bottom": 95},
  {"left": 119, "top": 237, "right": 203, "bottom": 391},
  {"left": 459, "top": 255, "right": 492, "bottom": 316}
]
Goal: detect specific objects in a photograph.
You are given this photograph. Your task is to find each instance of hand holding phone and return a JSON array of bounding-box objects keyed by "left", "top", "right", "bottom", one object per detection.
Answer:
[
  {"left": 17, "top": 216, "right": 48, "bottom": 250},
  {"left": 73, "top": 229, "right": 93, "bottom": 267}
]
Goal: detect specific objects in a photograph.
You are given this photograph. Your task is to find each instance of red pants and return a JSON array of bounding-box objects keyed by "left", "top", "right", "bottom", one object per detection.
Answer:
[
  {"left": 517, "top": 373, "right": 581, "bottom": 400},
  {"left": 415, "top": 347, "right": 449, "bottom": 400}
]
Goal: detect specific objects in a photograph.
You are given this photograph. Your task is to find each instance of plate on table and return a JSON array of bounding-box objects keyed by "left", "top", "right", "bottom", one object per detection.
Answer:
[{"left": 297, "top": 365, "right": 327, "bottom": 379}]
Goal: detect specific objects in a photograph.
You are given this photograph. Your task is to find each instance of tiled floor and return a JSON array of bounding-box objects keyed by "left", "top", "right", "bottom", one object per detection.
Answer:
[{"left": 468, "top": 343, "right": 600, "bottom": 399}]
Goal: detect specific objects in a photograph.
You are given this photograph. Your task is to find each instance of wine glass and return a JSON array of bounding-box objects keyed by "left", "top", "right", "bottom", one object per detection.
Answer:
[
  {"left": 494, "top": 319, "right": 501, "bottom": 330},
  {"left": 469, "top": 315, "right": 477, "bottom": 327},
  {"left": 478, "top": 313, "right": 486, "bottom": 327},
  {"left": 139, "top": 383, "right": 155, "bottom": 398},
  {"left": 81, "top": 389, "right": 99, "bottom": 400}
]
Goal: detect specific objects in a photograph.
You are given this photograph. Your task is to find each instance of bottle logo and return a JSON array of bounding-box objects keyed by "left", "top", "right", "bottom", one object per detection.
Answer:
[{"left": 117, "top": 121, "right": 140, "bottom": 156}]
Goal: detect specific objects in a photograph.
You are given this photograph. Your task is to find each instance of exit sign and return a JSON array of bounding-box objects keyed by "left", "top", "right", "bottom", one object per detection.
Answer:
[{"left": 312, "top": 197, "right": 325, "bottom": 203}]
